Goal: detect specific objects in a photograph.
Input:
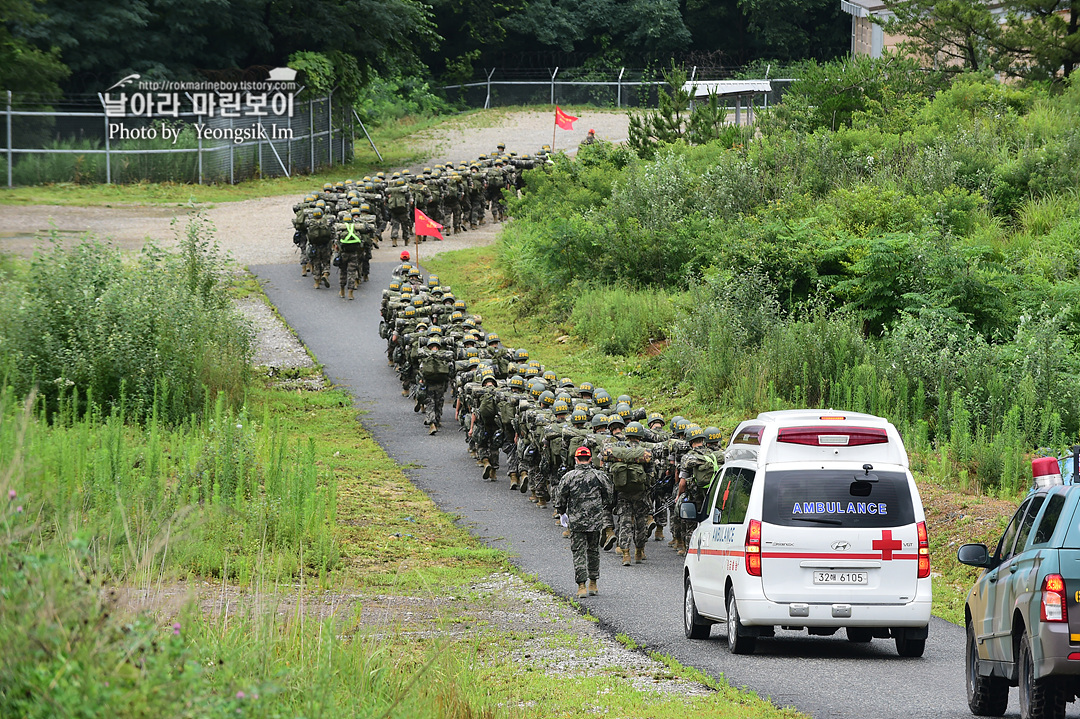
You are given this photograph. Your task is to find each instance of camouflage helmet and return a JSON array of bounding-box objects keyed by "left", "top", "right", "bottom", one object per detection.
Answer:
[
  {"left": 454, "top": 300, "right": 467, "bottom": 311},
  {"left": 538, "top": 391, "right": 555, "bottom": 408},
  {"left": 624, "top": 421, "right": 645, "bottom": 439},
  {"left": 591, "top": 414, "right": 608, "bottom": 429},
  {"left": 362, "top": 176, "right": 371, "bottom": 182},
  {"left": 578, "top": 381, "right": 594, "bottom": 396},
  {"left": 705, "top": 426, "right": 724, "bottom": 445},
  {"left": 400, "top": 263, "right": 413, "bottom": 274},
  {"left": 607, "top": 413, "right": 626, "bottom": 429},
  {"left": 528, "top": 360, "right": 542, "bottom": 370},
  {"left": 509, "top": 374, "right": 526, "bottom": 390},
  {"left": 450, "top": 311, "right": 464, "bottom": 323},
  {"left": 571, "top": 409, "right": 589, "bottom": 425},
  {"left": 674, "top": 418, "right": 692, "bottom": 437},
  {"left": 349, "top": 197, "right": 360, "bottom": 207},
  {"left": 376, "top": 171, "right": 385, "bottom": 179},
  {"left": 312, "top": 208, "right": 323, "bottom": 218},
  {"left": 614, "top": 402, "right": 632, "bottom": 421},
  {"left": 646, "top": 411, "right": 664, "bottom": 428},
  {"left": 322, "top": 182, "right": 332, "bottom": 191},
  {"left": 415, "top": 320, "right": 429, "bottom": 331},
  {"left": 315, "top": 200, "right": 326, "bottom": 209},
  {"left": 670, "top": 415, "right": 686, "bottom": 433},
  {"left": 403, "top": 306, "right": 417, "bottom": 318},
  {"left": 616, "top": 394, "right": 632, "bottom": 407},
  {"left": 426, "top": 336, "right": 442, "bottom": 347},
  {"left": 524, "top": 366, "right": 540, "bottom": 378},
  {"left": 594, "top": 389, "right": 612, "bottom": 408},
  {"left": 559, "top": 377, "right": 575, "bottom": 390},
  {"left": 555, "top": 391, "right": 573, "bottom": 405},
  {"left": 467, "top": 357, "right": 481, "bottom": 367},
  {"left": 687, "top": 425, "right": 706, "bottom": 443},
  {"left": 428, "top": 325, "right": 443, "bottom": 336},
  {"left": 358, "top": 203, "right": 370, "bottom": 213},
  {"left": 529, "top": 380, "right": 548, "bottom": 399},
  {"left": 542, "top": 370, "right": 557, "bottom": 385},
  {"left": 481, "top": 369, "right": 497, "bottom": 386},
  {"left": 486, "top": 332, "right": 500, "bottom": 344},
  {"left": 334, "top": 181, "right": 344, "bottom": 189},
  {"left": 552, "top": 400, "right": 570, "bottom": 415},
  {"left": 423, "top": 167, "right": 432, "bottom": 175},
  {"left": 411, "top": 296, "right": 425, "bottom": 308},
  {"left": 389, "top": 280, "right": 401, "bottom": 292},
  {"left": 427, "top": 275, "right": 440, "bottom": 288},
  {"left": 514, "top": 348, "right": 529, "bottom": 362},
  {"left": 408, "top": 268, "right": 422, "bottom": 279},
  {"left": 574, "top": 403, "right": 590, "bottom": 413}
]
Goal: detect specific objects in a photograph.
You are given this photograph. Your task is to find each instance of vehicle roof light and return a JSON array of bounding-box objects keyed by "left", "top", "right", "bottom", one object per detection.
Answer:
[{"left": 819, "top": 415, "right": 846, "bottom": 420}]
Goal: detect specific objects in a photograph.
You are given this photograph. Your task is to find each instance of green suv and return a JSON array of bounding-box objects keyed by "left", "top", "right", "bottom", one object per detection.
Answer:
[{"left": 959, "top": 484, "right": 1080, "bottom": 719}]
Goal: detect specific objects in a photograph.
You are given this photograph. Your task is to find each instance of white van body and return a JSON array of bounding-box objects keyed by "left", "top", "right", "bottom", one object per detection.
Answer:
[{"left": 681, "top": 410, "right": 932, "bottom": 656}]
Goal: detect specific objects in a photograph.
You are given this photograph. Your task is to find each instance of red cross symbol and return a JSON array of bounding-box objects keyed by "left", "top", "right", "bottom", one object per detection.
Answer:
[{"left": 873, "top": 530, "right": 903, "bottom": 561}]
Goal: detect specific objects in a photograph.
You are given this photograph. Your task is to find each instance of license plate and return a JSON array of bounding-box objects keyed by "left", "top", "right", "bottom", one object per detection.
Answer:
[{"left": 813, "top": 571, "right": 867, "bottom": 585}]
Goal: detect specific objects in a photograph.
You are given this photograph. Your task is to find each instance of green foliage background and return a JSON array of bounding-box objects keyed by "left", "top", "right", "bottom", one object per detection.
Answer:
[{"left": 500, "top": 63, "right": 1080, "bottom": 493}]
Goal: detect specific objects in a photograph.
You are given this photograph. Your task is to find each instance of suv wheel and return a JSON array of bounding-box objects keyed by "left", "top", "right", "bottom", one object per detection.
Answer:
[
  {"left": 683, "top": 579, "right": 712, "bottom": 640},
  {"left": 726, "top": 591, "right": 756, "bottom": 655},
  {"left": 1018, "top": 632, "right": 1065, "bottom": 719},
  {"left": 966, "top": 620, "right": 1008, "bottom": 716}
]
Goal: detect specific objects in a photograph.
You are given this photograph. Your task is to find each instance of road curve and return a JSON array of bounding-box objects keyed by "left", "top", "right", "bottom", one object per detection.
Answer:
[{"left": 252, "top": 259, "right": 1057, "bottom": 719}]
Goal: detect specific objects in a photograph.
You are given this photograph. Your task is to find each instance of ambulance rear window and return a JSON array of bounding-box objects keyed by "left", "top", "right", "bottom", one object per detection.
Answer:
[{"left": 762, "top": 469, "right": 915, "bottom": 528}]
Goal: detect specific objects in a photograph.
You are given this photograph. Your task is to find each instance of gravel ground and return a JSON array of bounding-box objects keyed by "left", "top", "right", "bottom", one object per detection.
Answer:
[{"left": 0, "top": 109, "right": 630, "bottom": 266}]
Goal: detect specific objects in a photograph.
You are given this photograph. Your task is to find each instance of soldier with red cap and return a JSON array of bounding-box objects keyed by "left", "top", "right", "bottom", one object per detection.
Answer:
[{"left": 557, "top": 445, "right": 614, "bottom": 598}]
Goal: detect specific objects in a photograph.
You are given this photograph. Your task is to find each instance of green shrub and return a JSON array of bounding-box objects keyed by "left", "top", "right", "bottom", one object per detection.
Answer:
[
  {"left": 570, "top": 286, "right": 680, "bottom": 355},
  {"left": 0, "top": 217, "right": 252, "bottom": 424}
]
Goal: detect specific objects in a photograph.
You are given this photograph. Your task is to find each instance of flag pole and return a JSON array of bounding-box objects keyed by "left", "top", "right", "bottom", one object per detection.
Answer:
[{"left": 552, "top": 112, "right": 557, "bottom": 153}]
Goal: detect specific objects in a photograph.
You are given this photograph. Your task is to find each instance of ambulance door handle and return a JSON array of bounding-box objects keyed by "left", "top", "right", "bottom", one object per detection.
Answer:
[{"left": 1009, "top": 564, "right": 1018, "bottom": 574}]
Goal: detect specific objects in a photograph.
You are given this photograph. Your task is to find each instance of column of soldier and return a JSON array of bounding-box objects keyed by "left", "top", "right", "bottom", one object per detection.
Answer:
[
  {"left": 289, "top": 143, "right": 551, "bottom": 300},
  {"left": 380, "top": 260, "right": 729, "bottom": 593}
]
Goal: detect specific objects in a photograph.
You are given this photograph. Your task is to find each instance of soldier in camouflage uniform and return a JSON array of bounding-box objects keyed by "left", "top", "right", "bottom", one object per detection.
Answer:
[
  {"left": 603, "top": 421, "right": 654, "bottom": 565},
  {"left": 557, "top": 446, "right": 613, "bottom": 598},
  {"left": 419, "top": 335, "right": 454, "bottom": 434},
  {"left": 678, "top": 425, "right": 722, "bottom": 553},
  {"left": 333, "top": 212, "right": 366, "bottom": 299},
  {"left": 307, "top": 208, "right": 333, "bottom": 289}
]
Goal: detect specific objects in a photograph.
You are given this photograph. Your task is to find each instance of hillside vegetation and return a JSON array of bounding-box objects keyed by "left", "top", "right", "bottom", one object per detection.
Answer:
[{"left": 496, "top": 63, "right": 1080, "bottom": 496}]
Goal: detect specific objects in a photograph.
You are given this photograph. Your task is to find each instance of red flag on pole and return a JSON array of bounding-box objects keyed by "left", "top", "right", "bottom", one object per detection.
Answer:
[
  {"left": 414, "top": 208, "right": 444, "bottom": 240},
  {"left": 554, "top": 106, "right": 578, "bottom": 130}
]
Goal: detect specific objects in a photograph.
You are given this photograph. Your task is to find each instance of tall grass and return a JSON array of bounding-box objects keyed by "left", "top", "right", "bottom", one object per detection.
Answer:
[
  {"left": 4, "top": 134, "right": 202, "bottom": 185},
  {"left": 570, "top": 286, "right": 681, "bottom": 355},
  {"left": 0, "top": 216, "right": 252, "bottom": 424}
]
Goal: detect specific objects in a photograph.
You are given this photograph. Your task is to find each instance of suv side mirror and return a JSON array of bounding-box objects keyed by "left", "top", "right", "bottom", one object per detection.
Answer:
[
  {"left": 679, "top": 500, "right": 699, "bottom": 523},
  {"left": 957, "top": 543, "right": 991, "bottom": 568}
]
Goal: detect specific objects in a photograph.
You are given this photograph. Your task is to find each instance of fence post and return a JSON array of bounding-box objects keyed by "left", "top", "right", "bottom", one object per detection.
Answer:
[
  {"left": 229, "top": 116, "right": 235, "bottom": 184},
  {"left": 550, "top": 67, "right": 559, "bottom": 105},
  {"left": 197, "top": 112, "right": 203, "bottom": 184},
  {"left": 617, "top": 68, "right": 625, "bottom": 108},
  {"left": 258, "top": 122, "right": 263, "bottom": 179},
  {"left": 485, "top": 68, "right": 495, "bottom": 109},
  {"left": 101, "top": 101, "right": 111, "bottom": 184},
  {"left": 287, "top": 108, "right": 292, "bottom": 174},
  {"left": 328, "top": 92, "right": 333, "bottom": 167},
  {"left": 309, "top": 96, "right": 314, "bottom": 173},
  {"left": 6, "top": 91, "right": 13, "bottom": 187}
]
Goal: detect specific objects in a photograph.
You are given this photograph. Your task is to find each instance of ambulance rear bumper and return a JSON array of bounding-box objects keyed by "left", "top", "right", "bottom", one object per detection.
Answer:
[{"left": 737, "top": 597, "right": 932, "bottom": 627}]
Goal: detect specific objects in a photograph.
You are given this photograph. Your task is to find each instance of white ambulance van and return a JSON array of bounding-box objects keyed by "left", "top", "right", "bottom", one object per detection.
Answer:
[{"left": 681, "top": 410, "right": 932, "bottom": 657}]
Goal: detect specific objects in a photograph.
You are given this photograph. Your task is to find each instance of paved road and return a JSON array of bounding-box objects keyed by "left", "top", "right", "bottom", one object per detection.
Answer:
[{"left": 253, "top": 259, "right": 1059, "bottom": 719}]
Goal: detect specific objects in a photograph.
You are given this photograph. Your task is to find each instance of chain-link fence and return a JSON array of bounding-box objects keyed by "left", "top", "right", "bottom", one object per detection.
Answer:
[
  {"left": 2, "top": 90, "right": 354, "bottom": 187},
  {"left": 438, "top": 68, "right": 796, "bottom": 110}
]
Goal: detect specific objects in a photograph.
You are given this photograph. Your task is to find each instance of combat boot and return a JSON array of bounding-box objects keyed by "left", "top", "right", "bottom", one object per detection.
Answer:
[
  {"left": 601, "top": 527, "right": 616, "bottom": 551},
  {"left": 362, "top": 274, "right": 369, "bottom": 283},
  {"left": 302, "top": 263, "right": 311, "bottom": 276},
  {"left": 646, "top": 516, "right": 657, "bottom": 535},
  {"left": 654, "top": 526, "right": 664, "bottom": 542},
  {"left": 429, "top": 423, "right": 438, "bottom": 435},
  {"left": 635, "top": 547, "right": 646, "bottom": 563},
  {"left": 676, "top": 539, "right": 687, "bottom": 557},
  {"left": 348, "top": 289, "right": 355, "bottom": 300},
  {"left": 537, "top": 497, "right": 547, "bottom": 508},
  {"left": 322, "top": 275, "right": 330, "bottom": 288},
  {"left": 562, "top": 529, "right": 571, "bottom": 538},
  {"left": 588, "top": 580, "right": 598, "bottom": 596},
  {"left": 615, "top": 546, "right": 624, "bottom": 557},
  {"left": 518, "top": 472, "right": 529, "bottom": 493},
  {"left": 509, "top": 472, "right": 520, "bottom": 490},
  {"left": 577, "top": 583, "right": 587, "bottom": 599},
  {"left": 622, "top": 551, "right": 632, "bottom": 567},
  {"left": 481, "top": 458, "right": 495, "bottom": 480},
  {"left": 339, "top": 287, "right": 345, "bottom": 298},
  {"left": 392, "top": 239, "right": 397, "bottom": 247},
  {"left": 313, "top": 277, "right": 321, "bottom": 289}
]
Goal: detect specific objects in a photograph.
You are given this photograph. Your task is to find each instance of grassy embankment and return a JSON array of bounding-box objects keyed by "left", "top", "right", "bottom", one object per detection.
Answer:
[
  {"left": 0, "top": 231, "right": 801, "bottom": 719},
  {"left": 0, "top": 105, "right": 619, "bottom": 207}
]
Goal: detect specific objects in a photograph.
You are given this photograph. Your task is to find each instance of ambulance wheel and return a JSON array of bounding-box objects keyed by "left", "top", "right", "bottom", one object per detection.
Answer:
[
  {"left": 683, "top": 578, "right": 712, "bottom": 640},
  {"left": 966, "top": 620, "right": 1008, "bottom": 716},
  {"left": 726, "top": 591, "right": 756, "bottom": 655},
  {"left": 895, "top": 633, "right": 926, "bottom": 658},
  {"left": 846, "top": 627, "right": 873, "bottom": 643}
]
